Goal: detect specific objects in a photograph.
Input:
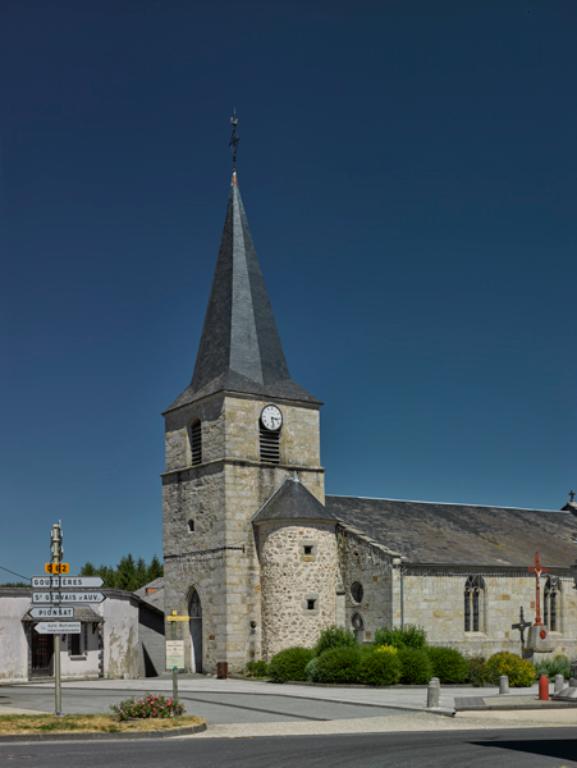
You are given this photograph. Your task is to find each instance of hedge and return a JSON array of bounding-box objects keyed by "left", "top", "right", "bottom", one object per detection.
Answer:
[
  {"left": 268, "top": 647, "right": 314, "bottom": 683},
  {"left": 427, "top": 647, "right": 469, "bottom": 683},
  {"left": 397, "top": 647, "right": 433, "bottom": 684},
  {"left": 484, "top": 652, "right": 536, "bottom": 687}
]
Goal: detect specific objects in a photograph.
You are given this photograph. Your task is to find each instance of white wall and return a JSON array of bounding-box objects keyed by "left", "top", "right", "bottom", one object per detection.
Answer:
[{"left": 0, "top": 596, "right": 30, "bottom": 682}]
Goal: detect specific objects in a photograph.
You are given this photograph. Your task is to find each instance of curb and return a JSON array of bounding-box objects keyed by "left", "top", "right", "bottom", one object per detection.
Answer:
[
  {"left": 456, "top": 702, "right": 577, "bottom": 712},
  {"left": 0, "top": 721, "right": 207, "bottom": 743}
]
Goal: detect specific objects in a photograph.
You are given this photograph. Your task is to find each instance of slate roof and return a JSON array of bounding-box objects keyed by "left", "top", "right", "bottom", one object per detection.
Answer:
[
  {"left": 327, "top": 496, "right": 577, "bottom": 568},
  {"left": 253, "top": 478, "right": 336, "bottom": 525},
  {"left": 134, "top": 577, "right": 165, "bottom": 611},
  {"left": 166, "top": 174, "right": 318, "bottom": 412}
]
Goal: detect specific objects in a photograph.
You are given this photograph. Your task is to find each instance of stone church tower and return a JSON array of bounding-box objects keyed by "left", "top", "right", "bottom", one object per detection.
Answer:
[{"left": 162, "top": 173, "right": 336, "bottom": 673}]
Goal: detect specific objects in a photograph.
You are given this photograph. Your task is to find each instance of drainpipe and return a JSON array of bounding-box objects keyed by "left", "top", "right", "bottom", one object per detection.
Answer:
[{"left": 393, "top": 557, "right": 405, "bottom": 629}]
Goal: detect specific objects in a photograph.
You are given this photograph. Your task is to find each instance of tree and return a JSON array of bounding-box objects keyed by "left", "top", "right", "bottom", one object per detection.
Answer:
[{"left": 78, "top": 555, "right": 163, "bottom": 591}]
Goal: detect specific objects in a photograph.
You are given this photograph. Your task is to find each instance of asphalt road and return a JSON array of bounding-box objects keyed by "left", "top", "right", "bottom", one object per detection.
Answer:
[
  {"left": 0, "top": 685, "right": 409, "bottom": 723},
  {"left": 1, "top": 729, "right": 576, "bottom": 767}
]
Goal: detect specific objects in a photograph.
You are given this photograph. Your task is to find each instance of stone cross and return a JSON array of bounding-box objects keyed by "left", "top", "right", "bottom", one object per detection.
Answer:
[
  {"left": 511, "top": 606, "right": 531, "bottom": 648},
  {"left": 528, "top": 551, "right": 549, "bottom": 626}
]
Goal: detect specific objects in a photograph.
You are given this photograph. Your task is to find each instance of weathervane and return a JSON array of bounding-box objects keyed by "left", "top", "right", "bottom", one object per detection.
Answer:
[{"left": 229, "top": 109, "right": 239, "bottom": 171}]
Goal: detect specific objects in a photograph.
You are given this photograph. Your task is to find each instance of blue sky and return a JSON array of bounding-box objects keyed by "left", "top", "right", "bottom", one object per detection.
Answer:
[{"left": 1, "top": 1, "right": 576, "bottom": 579}]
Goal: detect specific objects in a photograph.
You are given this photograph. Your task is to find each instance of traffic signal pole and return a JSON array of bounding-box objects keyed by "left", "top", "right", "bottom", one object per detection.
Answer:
[{"left": 50, "top": 523, "right": 63, "bottom": 716}]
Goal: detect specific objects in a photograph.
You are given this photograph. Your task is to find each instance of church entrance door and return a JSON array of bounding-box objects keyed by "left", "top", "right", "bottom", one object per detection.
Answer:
[{"left": 188, "top": 589, "right": 203, "bottom": 673}]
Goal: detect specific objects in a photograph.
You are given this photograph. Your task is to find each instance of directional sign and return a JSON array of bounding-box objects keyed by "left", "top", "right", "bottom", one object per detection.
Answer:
[
  {"left": 34, "top": 622, "right": 81, "bottom": 635},
  {"left": 32, "top": 592, "right": 105, "bottom": 604},
  {"left": 30, "top": 607, "right": 74, "bottom": 619},
  {"left": 32, "top": 576, "right": 104, "bottom": 589}
]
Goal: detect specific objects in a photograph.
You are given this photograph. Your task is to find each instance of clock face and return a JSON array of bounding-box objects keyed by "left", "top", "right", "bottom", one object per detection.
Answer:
[{"left": 261, "top": 405, "right": 283, "bottom": 432}]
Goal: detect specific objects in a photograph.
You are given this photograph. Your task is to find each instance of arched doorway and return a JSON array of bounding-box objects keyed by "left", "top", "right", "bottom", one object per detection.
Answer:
[{"left": 188, "top": 589, "right": 203, "bottom": 673}]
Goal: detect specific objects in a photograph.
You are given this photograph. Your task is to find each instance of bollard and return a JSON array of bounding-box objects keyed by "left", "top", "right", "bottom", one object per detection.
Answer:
[
  {"left": 538, "top": 674, "right": 550, "bottom": 701},
  {"left": 554, "top": 674, "right": 565, "bottom": 695},
  {"left": 427, "top": 677, "right": 440, "bottom": 708},
  {"left": 499, "top": 675, "right": 509, "bottom": 695}
]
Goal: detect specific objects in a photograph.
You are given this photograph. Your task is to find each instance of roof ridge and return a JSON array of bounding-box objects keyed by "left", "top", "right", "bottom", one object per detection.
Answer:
[{"left": 326, "top": 494, "right": 562, "bottom": 514}]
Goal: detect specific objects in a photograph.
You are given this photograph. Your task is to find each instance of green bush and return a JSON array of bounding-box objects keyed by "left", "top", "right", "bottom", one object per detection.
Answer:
[
  {"left": 357, "top": 646, "right": 402, "bottom": 686},
  {"left": 268, "top": 647, "right": 314, "bottom": 683},
  {"left": 304, "top": 656, "right": 319, "bottom": 681},
  {"left": 373, "top": 625, "right": 427, "bottom": 650},
  {"left": 427, "top": 647, "right": 469, "bottom": 683},
  {"left": 311, "top": 645, "right": 361, "bottom": 683},
  {"left": 111, "top": 694, "right": 184, "bottom": 721},
  {"left": 484, "top": 652, "right": 536, "bottom": 688},
  {"left": 534, "top": 655, "right": 571, "bottom": 680},
  {"left": 397, "top": 647, "right": 434, "bottom": 684},
  {"left": 467, "top": 656, "right": 488, "bottom": 687},
  {"left": 245, "top": 660, "right": 269, "bottom": 678},
  {"left": 314, "top": 626, "right": 356, "bottom": 656}
]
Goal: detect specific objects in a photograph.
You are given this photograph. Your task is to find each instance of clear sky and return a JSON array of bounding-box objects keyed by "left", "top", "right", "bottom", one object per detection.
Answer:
[{"left": 1, "top": 1, "right": 576, "bottom": 580}]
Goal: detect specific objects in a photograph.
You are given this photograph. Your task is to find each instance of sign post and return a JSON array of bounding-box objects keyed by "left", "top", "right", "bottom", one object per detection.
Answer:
[
  {"left": 166, "top": 611, "right": 189, "bottom": 702},
  {"left": 50, "top": 523, "right": 63, "bottom": 716}
]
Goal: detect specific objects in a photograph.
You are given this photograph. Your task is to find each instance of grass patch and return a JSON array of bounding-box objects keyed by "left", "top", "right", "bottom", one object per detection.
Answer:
[{"left": 0, "top": 714, "right": 205, "bottom": 736}]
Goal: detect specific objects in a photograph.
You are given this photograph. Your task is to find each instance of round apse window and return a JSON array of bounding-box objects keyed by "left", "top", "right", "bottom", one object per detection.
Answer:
[{"left": 351, "top": 582, "right": 364, "bottom": 604}]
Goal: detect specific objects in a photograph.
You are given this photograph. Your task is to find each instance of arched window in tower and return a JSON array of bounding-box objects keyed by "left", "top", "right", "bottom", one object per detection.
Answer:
[
  {"left": 464, "top": 575, "right": 485, "bottom": 632},
  {"left": 188, "top": 421, "right": 202, "bottom": 465},
  {"left": 544, "top": 576, "right": 561, "bottom": 631}
]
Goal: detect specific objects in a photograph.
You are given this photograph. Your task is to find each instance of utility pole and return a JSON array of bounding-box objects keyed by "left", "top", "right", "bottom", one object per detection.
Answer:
[{"left": 50, "top": 522, "right": 63, "bottom": 716}]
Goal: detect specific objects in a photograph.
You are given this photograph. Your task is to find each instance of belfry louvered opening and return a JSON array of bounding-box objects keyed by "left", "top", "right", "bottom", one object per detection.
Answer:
[
  {"left": 259, "top": 426, "right": 280, "bottom": 464},
  {"left": 189, "top": 421, "right": 202, "bottom": 465}
]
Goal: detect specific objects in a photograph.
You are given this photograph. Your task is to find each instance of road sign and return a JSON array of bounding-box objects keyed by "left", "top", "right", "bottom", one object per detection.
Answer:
[
  {"left": 34, "top": 622, "right": 81, "bottom": 635},
  {"left": 32, "top": 592, "right": 105, "bottom": 604},
  {"left": 32, "top": 576, "right": 104, "bottom": 589},
  {"left": 44, "top": 562, "right": 70, "bottom": 575},
  {"left": 166, "top": 640, "right": 185, "bottom": 670},
  {"left": 30, "top": 607, "right": 74, "bottom": 619}
]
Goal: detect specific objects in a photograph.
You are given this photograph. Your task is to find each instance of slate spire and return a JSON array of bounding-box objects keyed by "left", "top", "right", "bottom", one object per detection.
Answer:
[{"left": 166, "top": 173, "right": 318, "bottom": 411}]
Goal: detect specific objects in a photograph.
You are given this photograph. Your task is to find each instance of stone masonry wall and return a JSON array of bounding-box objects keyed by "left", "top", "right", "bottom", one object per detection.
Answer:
[
  {"left": 259, "top": 522, "right": 337, "bottom": 658},
  {"left": 163, "top": 392, "right": 325, "bottom": 673},
  {"left": 336, "top": 529, "right": 393, "bottom": 641},
  {"left": 399, "top": 572, "right": 577, "bottom": 658}
]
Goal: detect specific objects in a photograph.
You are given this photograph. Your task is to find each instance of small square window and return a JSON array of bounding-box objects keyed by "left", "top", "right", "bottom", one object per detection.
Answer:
[
  {"left": 302, "top": 542, "right": 316, "bottom": 560},
  {"left": 307, "top": 599, "right": 316, "bottom": 611},
  {"left": 188, "top": 519, "right": 195, "bottom": 532}
]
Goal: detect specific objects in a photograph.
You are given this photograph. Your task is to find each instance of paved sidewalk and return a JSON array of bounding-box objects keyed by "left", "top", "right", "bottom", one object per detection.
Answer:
[
  {"left": 7, "top": 677, "right": 540, "bottom": 712},
  {"left": 194, "top": 707, "right": 577, "bottom": 739}
]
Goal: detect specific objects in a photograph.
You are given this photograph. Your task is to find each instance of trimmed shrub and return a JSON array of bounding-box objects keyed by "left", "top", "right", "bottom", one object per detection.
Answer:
[
  {"left": 268, "top": 647, "right": 314, "bottom": 683},
  {"left": 373, "top": 625, "right": 427, "bottom": 650},
  {"left": 427, "top": 647, "right": 469, "bottom": 684},
  {"left": 534, "top": 655, "right": 571, "bottom": 680},
  {"left": 245, "top": 660, "right": 269, "bottom": 678},
  {"left": 484, "top": 652, "right": 536, "bottom": 688},
  {"left": 311, "top": 645, "right": 361, "bottom": 683},
  {"left": 397, "top": 647, "right": 434, "bottom": 684},
  {"left": 467, "top": 656, "right": 488, "bottom": 687},
  {"left": 304, "top": 656, "right": 319, "bottom": 681},
  {"left": 357, "top": 646, "right": 402, "bottom": 686},
  {"left": 314, "top": 626, "right": 356, "bottom": 656}
]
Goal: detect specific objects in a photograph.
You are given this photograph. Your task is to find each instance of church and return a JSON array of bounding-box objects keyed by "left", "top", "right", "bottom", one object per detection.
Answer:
[{"left": 162, "top": 169, "right": 577, "bottom": 674}]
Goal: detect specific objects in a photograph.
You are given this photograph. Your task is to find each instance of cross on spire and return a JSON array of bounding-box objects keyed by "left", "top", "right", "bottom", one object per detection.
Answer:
[
  {"left": 570, "top": 490, "right": 576, "bottom": 503},
  {"left": 229, "top": 109, "right": 239, "bottom": 171}
]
